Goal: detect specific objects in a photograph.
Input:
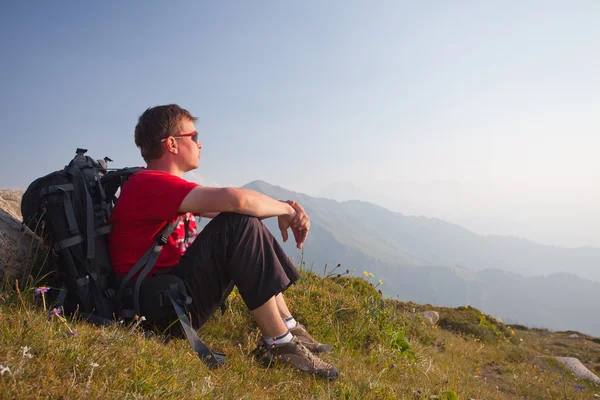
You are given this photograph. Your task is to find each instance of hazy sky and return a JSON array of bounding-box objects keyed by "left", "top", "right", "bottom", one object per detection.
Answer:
[{"left": 1, "top": 1, "right": 598, "bottom": 247}]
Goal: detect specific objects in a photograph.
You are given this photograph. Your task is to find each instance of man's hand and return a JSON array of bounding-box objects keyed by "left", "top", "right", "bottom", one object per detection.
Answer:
[
  {"left": 287, "top": 200, "right": 310, "bottom": 249},
  {"left": 277, "top": 208, "right": 295, "bottom": 244}
]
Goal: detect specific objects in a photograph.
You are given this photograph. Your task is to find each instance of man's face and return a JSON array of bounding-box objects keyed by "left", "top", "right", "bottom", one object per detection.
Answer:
[{"left": 177, "top": 119, "right": 202, "bottom": 171}]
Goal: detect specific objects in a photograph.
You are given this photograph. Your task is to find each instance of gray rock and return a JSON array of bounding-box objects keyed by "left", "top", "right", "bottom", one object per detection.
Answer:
[
  {"left": 568, "top": 333, "right": 580, "bottom": 339},
  {"left": 0, "top": 205, "right": 48, "bottom": 287},
  {"left": 554, "top": 356, "right": 600, "bottom": 385},
  {"left": 421, "top": 311, "right": 440, "bottom": 325}
]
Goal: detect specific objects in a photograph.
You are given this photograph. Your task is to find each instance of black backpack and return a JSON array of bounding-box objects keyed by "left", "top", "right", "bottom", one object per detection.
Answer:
[{"left": 21, "top": 148, "right": 225, "bottom": 369}]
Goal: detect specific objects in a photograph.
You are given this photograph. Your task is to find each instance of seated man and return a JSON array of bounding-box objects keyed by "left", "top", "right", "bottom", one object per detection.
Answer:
[{"left": 108, "top": 104, "right": 339, "bottom": 380}]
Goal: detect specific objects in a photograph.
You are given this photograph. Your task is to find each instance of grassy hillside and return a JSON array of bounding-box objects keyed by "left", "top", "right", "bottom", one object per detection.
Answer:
[{"left": 1, "top": 267, "right": 599, "bottom": 399}]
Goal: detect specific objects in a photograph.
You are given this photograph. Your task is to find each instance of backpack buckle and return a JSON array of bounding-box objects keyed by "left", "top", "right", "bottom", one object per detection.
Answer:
[{"left": 157, "top": 235, "right": 169, "bottom": 245}]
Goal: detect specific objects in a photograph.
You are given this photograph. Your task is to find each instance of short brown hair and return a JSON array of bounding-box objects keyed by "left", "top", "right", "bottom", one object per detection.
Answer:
[{"left": 134, "top": 104, "right": 198, "bottom": 161}]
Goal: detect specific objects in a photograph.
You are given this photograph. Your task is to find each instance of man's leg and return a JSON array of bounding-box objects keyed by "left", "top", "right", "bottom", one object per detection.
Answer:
[
  {"left": 172, "top": 212, "right": 300, "bottom": 328},
  {"left": 252, "top": 295, "right": 288, "bottom": 337},
  {"left": 170, "top": 212, "right": 338, "bottom": 379},
  {"left": 275, "top": 293, "right": 334, "bottom": 354},
  {"left": 275, "top": 293, "right": 292, "bottom": 319}
]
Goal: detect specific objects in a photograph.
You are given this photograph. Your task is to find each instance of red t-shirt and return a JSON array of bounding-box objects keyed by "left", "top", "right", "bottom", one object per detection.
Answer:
[{"left": 108, "top": 170, "right": 199, "bottom": 277}]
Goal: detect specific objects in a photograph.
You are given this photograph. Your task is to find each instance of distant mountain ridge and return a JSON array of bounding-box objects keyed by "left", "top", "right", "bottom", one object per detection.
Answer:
[
  {"left": 242, "top": 180, "right": 600, "bottom": 336},
  {"left": 245, "top": 180, "right": 600, "bottom": 282}
]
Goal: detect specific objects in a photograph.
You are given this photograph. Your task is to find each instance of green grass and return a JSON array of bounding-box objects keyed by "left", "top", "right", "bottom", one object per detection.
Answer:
[{"left": 1, "top": 267, "right": 600, "bottom": 399}]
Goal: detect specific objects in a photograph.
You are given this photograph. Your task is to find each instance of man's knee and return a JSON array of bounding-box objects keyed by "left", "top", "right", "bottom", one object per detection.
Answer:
[{"left": 218, "top": 212, "right": 263, "bottom": 231}]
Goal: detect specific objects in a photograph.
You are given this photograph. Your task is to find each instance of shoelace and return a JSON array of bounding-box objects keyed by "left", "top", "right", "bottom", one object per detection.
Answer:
[
  {"left": 296, "top": 325, "right": 316, "bottom": 342},
  {"left": 292, "top": 340, "right": 325, "bottom": 369}
]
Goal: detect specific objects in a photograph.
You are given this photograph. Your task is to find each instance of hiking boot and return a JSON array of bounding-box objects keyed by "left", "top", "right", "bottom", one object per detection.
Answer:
[
  {"left": 253, "top": 336, "right": 340, "bottom": 381},
  {"left": 290, "top": 324, "right": 334, "bottom": 354}
]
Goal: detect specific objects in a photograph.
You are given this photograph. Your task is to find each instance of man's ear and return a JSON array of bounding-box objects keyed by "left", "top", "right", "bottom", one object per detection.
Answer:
[{"left": 167, "top": 137, "right": 178, "bottom": 154}]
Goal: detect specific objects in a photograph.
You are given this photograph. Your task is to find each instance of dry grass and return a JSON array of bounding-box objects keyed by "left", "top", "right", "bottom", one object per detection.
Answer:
[{"left": 1, "top": 267, "right": 599, "bottom": 399}]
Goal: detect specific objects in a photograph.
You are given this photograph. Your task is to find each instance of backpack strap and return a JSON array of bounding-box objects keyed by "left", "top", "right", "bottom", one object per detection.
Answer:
[
  {"left": 115, "top": 217, "right": 182, "bottom": 314},
  {"left": 53, "top": 225, "right": 112, "bottom": 251},
  {"left": 82, "top": 177, "right": 96, "bottom": 259},
  {"left": 167, "top": 283, "right": 226, "bottom": 369},
  {"left": 115, "top": 217, "right": 226, "bottom": 369},
  {"left": 41, "top": 184, "right": 79, "bottom": 235},
  {"left": 132, "top": 217, "right": 181, "bottom": 317}
]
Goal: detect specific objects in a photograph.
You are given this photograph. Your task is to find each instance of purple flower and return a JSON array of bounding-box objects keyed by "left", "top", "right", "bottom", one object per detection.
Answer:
[
  {"left": 417, "top": 388, "right": 423, "bottom": 394},
  {"left": 34, "top": 286, "right": 49, "bottom": 294},
  {"left": 66, "top": 329, "right": 78, "bottom": 337},
  {"left": 574, "top": 385, "right": 586, "bottom": 391},
  {"left": 49, "top": 308, "right": 62, "bottom": 317}
]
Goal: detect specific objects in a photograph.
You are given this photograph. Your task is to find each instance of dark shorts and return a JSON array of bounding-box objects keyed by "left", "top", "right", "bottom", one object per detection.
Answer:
[{"left": 168, "top": 212, "right": 300, "bottom": 329}]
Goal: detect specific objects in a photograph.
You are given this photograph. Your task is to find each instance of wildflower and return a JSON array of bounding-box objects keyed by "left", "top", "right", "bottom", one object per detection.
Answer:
[
  {"left": 511, "top": 330, "right": 515, "bottom": 335},
  {"left": 201, "top": 375, "right": 214, "bottom": 395},
  {"left": 66, "top": 329, "right": 78, "bottom": 337},
  {"left": 20, "top": 346, "right": 33, "bottom": 359},
  {"left": 49, "top": 308, "right": 62, "bottom": 317},
  {"left": 417, "top": 388, "right": 423, "bottom": 394},
  {"left": 36, "top": 286, "right": 49, "bottom": 310},
  {"left": 369, "top": 272, "right": 374, "bottom": 277},
  {"left": 574, "top": 384, "right": 585, "bottom": 391},
  {"left": 363, "top": 271, "right": 368, "bottom": 276},
  {"left": 87, "top": 362, "right": 100, "bottom": 389},
  {"left": 0, "top": 364, "right": 11, "bottom": 376},
  {"left": 34, "top": 286, "right": 50, "bottom": 294},
  {"left": 378, "top": 279, "right": 383, "bottom": 285}
]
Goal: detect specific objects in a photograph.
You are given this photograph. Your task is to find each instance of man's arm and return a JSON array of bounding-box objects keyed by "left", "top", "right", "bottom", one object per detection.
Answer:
[
  {"left": 179, "top": 187, "right": 296, "bottom": 219},
  {"left": 199, "top": 212, "right": 220, "bottom": 219},
  {"left": 180, "top": 186, "right": 312, "bottom": 248}
]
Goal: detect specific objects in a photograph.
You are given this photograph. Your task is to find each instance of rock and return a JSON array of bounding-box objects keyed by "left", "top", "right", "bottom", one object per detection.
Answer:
[
  {"left": 0, "top": 189, "right": 24, "bottom": 220},
  {"left": 0, "top": 191, "right": 49, "bottom": 287},
  {"left": 422, "top": 311, "right": 440, "bottom": 325},
  {"left": 569, "top": 333, "right": 580, "bottom": 339},
  {"left": 554, "top": 357, "right": 600, "bottom": 385}
]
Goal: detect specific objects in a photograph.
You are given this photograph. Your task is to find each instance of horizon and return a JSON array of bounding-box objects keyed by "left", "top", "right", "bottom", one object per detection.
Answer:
[{"left": 1, "top": 1, "right": 598, "bottom": 248}]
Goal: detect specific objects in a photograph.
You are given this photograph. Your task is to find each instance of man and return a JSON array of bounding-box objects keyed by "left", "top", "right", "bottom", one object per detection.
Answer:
[{"left": 108, "top": 104, "right": 339, "bottom": 380}]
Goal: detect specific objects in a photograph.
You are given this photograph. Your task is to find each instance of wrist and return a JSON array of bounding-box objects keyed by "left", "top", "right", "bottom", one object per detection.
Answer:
[
  {"left": 280, "top": 200, "right": 297, "bottom": 218},
  {"left": 287, "top": 204, "right": 297, "bottom": 218}
]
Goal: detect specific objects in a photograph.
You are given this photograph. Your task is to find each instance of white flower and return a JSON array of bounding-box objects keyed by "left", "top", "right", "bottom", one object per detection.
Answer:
[
  {"left": 201, "top": 375, "right": 214, "bottom": 395},
  {"left": 0, "top": 364, "right": 11, "bottom": 376},
  {"left": 90, "top": 362, "right": 99, "bottom": 368},
  {"left": 20, "top": 346, "right": 33, "bottom": 359}
]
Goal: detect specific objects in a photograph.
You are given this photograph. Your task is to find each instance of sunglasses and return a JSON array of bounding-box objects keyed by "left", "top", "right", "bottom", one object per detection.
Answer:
[{"left": 160, "top": 131, "right": 199, "bottom": 143}]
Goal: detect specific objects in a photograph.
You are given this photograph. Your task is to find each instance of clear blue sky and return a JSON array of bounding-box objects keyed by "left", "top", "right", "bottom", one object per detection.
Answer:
[{"left": 1, "top": 1, "right": 599, "bottom": 247}]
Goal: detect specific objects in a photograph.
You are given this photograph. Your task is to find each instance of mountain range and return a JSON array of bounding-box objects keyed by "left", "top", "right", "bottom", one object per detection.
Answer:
[{"left": 240, "top": 180, "right": 600, "bottom": 336}]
